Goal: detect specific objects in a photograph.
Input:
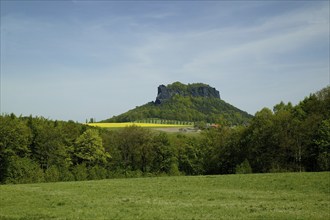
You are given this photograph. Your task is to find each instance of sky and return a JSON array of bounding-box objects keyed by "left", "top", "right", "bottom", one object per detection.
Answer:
[{"left": 1, "top": 0, "right": 329, "bottom": 122}]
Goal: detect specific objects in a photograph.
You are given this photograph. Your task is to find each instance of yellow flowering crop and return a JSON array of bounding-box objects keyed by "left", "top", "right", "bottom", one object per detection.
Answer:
[{"left": 87, "top": 122, "right": 190, "bottom": 128}]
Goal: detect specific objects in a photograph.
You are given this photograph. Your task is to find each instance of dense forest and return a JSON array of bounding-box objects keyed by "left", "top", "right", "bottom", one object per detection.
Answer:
[
  {"left": 0, "top": 86, "right": 329, "bottom": 184},
  {"left": 103, "top": 82, "right": 252, "bottom": 125}
]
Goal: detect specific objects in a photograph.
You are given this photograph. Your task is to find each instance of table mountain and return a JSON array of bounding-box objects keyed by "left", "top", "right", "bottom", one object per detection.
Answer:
[
  {"left": 102, "top": 82, "right": 252, "bottom": 125},
  {"left": 156, "top": 82, "right": 220, "bottom": 104}
]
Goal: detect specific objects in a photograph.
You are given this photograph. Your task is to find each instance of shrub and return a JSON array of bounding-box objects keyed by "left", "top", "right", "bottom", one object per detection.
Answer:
[
  {"left": 88, "top": 165, "right": 108, "bottom": 180},
  {"left": 72, "top": 163, "right": 88, "bottom": 181},
  {"left": 45, "top": 166, "right": 60, "bottom": 182},
  {"left": 169, "top": 162, "right": 180, "bottom": 176},
  {"left": 235, "top": 159, "right": 252, "bottom": 174},
  {"left": 5, "top": 157, "right": 44, "bottom": 184},
  {"left": 58, "top": 166, "right": 74, "bottom": 182}
]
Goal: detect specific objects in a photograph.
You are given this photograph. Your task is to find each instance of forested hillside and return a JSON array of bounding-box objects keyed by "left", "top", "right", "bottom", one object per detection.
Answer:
[
  {"left": 103, "top": 82, "right": 252, "bottom": 125},
  {"left": 0, "top": 86, "right": 329, "bottom": 184}
]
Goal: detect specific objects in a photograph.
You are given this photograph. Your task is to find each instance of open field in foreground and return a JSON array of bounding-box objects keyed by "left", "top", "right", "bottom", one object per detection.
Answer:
[
  {"left": 87, "top": 122, "right": 192, "bottom": 128},
  {"left": 0, "top": 172, "right": 329, "bottom": 219}
]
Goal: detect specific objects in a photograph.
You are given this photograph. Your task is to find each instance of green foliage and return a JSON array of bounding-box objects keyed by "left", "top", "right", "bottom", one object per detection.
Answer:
[
  {"left": 0, "top": 115, "right": 31, "bottom": 158},
  {"left": 88, "top": 165, "right": 108, "bottom": 180},
  {"left": 72, "top": 163, "right": 88, "bottom": 181},
  {"left": 0, "top": 86, "right": 329, "bottom": 184},
  {"left": 28, "top": 117, "right": 73, "bottom": 170},
  {"left": 175, "top": 135, "right": 204, "bottom": 175},
  {"left": 45, "top": 165, "right": 60, "bottom": 182},
  {"left": 57, "top": 166, "right": 75, "bottom": 182},
  {"left": 0, "top": 115, "right": 32, "bottom": 182},
  {"left": 315, "top": 119, "right": 330, "bottom": 171},
  {"left": 115, "top": 126, "right": 153, "bottom": 172},
  {"left": 0, "top": 115, "right": 88, "bottom": 183},
  {"left": 151, "top": 133, "right": 175, "bottom": 174},
  {"left": 5, "top": 156, "right": 44, "bottom": 184},
  {"left": 74, "top": 129, "right": 110, "bottom": 166},
  {"left": 235, "top": 159, "right": 252, "bottom": 174},
  {"left": 200, "top": 126, "right": 244, "bottom": 174},
  {"left": 240, "top": 87, "right": 330, "bottom": 173}
]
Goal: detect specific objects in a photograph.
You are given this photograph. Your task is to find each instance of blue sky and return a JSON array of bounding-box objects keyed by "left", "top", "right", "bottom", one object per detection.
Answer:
[{"left": 1, "top": 0, "right": 329, "bottom": 122}]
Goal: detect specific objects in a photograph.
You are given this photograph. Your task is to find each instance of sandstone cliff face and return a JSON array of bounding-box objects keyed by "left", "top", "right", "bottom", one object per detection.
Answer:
[{"left": 155, "top": 82, "right": 220, "bottom": 104}]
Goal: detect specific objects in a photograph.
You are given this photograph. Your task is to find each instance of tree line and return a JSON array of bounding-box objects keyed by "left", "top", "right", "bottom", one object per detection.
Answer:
[{"left": 0, "top": 86, "right": 329, "bottom": 184}]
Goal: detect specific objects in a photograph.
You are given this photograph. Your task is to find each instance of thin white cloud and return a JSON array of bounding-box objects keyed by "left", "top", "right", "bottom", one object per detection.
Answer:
[
  {"left": 1, "top": 1, "right": 329, "bottom": 121},
  {"left": 185, "top": 3, "right": 328, "bottom": 65}
]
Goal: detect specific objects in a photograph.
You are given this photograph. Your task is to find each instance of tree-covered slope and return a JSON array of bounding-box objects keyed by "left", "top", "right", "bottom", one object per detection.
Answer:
[
  {"left": 1, "top": 86, "right": 328, "bottom": 184},
  {"left": 103, "top": 82, "right": 252, "bottom": 125}
]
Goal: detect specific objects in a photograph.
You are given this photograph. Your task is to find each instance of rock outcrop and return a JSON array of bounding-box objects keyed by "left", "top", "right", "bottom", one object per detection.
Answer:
[{"left": 155, "top": 82, "right": 220, "bottom": 104}]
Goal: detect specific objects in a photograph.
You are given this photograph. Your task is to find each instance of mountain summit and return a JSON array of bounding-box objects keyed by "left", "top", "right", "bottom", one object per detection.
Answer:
[
  {"left": 103, "top": 82, "right": 252, "bottom": 125},
  {"left": 155, "top": 82, "right": 220, "bottom": 104}
]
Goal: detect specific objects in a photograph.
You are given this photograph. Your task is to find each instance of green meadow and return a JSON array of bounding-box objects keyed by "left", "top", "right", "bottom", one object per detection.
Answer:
[{"left": 0, "top": 172, "right": 329, "bottom": 220}]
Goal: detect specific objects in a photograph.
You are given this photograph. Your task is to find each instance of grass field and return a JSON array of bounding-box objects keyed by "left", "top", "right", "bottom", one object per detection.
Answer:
[
  {"left": 0, "top": 172, "right": 329, "bottom": 219},
  {"left": 87, "top": 122, "right": 191, "bottom": 128}
]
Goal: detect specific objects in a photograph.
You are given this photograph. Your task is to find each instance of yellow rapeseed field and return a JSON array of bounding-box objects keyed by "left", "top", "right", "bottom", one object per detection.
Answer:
[{"left": 87, "top": 122, "right": 190, "bottom": 128}]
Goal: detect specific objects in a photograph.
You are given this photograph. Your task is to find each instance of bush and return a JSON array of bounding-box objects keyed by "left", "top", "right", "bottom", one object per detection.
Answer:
[
  {"left": 72, "top": 163, "right": 88, "bottom": 181},
  {"left": 317, "top": 152, "right": 330, "bottom": 171},
  {"left": 124, "top": 170, "right": 143, "bottom": 178},
  {"left": 107, "top": 168, "right": 126, "bottom": 179},
  {"left": 5, "top": 157, "right": 44, "bottom": 184},
  {"left": 269, "top": 163, "right": 293, "bottom": 173},
  {"left": 88, "top": 165, "right": 108, "bottom": 180},
  {"left": 58, "top": 166, "right": 74, "bottom": 182},
  {"left": 235, "top": 159, "right": 252, "bottom": 174},
  {"left": 45, "top": 166, "right": 60, "bottom": 182},
  {"left": 169, "top": 162, "right": 180, "bottom": 176}
]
